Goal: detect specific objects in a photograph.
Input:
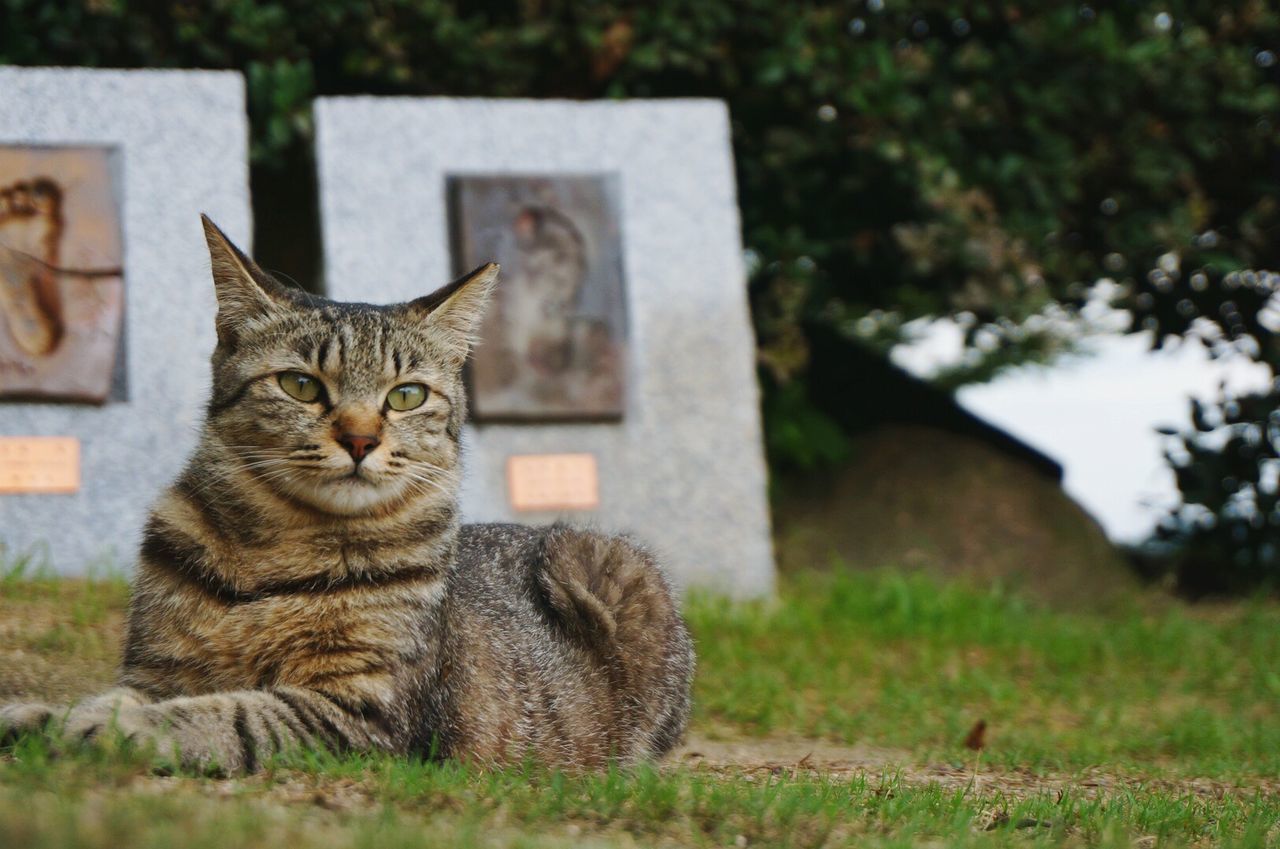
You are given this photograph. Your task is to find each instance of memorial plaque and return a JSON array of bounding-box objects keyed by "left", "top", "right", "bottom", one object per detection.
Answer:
[
  {"left": 0, "top": 146, "right": 125, "bottom": 403},
  {"left": 0, "top": 67, "right": 251, "bottom": 574},
  {"left": 0, "top": 436, "right": 79, "bottom": 493},
  {"left": 450, "top": 175, "right": 626, "bottom": 421},
  {"left": 317, "top": 98, "right": 776, "bottom": 596},
  {"left": 507, "top": 453, "right": 599, "bottom": 512}
]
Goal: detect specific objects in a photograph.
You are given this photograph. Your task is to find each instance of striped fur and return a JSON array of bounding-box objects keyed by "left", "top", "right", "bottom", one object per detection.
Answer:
[{"left": 0, "top": 217, "right": 694, "bottom": 773}]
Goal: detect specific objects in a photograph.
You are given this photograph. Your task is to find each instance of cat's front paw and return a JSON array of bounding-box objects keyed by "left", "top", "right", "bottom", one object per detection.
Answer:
[{"left": 0, "top": 701, "right": 60, "bottom": 745}]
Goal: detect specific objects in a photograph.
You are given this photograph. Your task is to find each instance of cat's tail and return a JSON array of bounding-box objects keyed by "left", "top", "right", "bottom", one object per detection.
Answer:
[{"left": 535, "top": 524, "right": 695, "bottom": 759}]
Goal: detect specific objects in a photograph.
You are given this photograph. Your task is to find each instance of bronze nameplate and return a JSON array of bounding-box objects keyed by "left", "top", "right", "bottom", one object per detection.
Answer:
[
  {"left": 506, "top": 453, "right": 599, "bottom": 512},
  {"left": 0, "top": 436, "right": 80, "bottom": 493}
]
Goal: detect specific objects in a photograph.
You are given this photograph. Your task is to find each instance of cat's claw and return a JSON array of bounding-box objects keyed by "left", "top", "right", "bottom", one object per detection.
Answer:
[{"left": 62, "top": 703, "right": 222, "bottom": 774}]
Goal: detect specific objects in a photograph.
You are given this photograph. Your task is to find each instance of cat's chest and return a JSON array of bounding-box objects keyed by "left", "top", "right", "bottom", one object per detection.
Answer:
[{"left": 164, "top": 573, "right": 432, "bottom": 693}]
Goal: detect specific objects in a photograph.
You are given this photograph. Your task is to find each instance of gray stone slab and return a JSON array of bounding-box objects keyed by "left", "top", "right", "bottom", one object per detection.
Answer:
[
  {"left": 0, "top": 68, "right": 252, "bottom": 574},
  {"left": 315, "top": 97, "right": 774, "bottom": 596}
]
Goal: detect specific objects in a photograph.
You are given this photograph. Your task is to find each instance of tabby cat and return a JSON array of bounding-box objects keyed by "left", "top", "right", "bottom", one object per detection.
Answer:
[{"left": 0, "top": 216, "right": 694, "bottom": 772}]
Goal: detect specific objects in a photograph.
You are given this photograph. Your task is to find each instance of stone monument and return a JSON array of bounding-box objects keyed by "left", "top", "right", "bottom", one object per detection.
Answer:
[
  {"left": 315, "top": 97, "right": 774, "bottom": 596},
  {"left": 0, "top": 68, "right": 252, "bottom": 573}
]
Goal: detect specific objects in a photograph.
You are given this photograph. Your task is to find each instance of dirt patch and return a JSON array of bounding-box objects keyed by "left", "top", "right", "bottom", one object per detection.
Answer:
[{"left": 672, "top": 736, "right": 1280, "bottom": 801}]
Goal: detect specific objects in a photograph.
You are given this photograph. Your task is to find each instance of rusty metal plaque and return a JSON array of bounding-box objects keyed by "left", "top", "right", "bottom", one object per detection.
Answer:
[
  {"left": 0, "top": 436, "right": 80, "bottom": 493},
  {"left": 506, "top": 453, "right": 599, "bottom": 512}
]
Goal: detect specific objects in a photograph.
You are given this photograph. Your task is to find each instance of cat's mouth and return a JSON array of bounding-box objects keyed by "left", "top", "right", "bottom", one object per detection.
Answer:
[{"left": 272, "top": 468, "right": 401, "bottom": 517}]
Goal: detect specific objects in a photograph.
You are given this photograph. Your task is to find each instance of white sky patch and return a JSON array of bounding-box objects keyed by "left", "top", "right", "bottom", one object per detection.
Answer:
[
  {"left": 890, "top": 317, "right": 967, "bottom": 375},
  {"left": 890, "top": 295, "right": 1273, "bottom": 542}
]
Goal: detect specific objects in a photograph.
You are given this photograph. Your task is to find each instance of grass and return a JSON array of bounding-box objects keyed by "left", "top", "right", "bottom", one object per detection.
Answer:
[
  {"left": 2, "top": 742, "right": 1277, "bottom": 849},
  {"left": 690, "top": 571, "right": 1280, "bottom": 777},
  {"left": 0, "top": 562, "right": 1277, "bottom": 848}
]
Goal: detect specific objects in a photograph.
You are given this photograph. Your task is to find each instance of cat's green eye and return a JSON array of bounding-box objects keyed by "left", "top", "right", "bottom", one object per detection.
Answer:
[
  {"left": 387, "top": 383, "right": 428, "bottom": 412},
  {"left": 279, "top": 371, "right": 323, "bottom": 403}
]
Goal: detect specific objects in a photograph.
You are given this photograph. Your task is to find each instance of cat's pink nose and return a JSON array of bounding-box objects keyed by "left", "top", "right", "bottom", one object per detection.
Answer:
[{"left": 337, "top": 433, "right": 380, "bottom": 462}]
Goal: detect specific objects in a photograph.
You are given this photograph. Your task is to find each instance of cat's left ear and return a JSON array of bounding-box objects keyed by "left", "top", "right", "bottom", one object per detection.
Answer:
[
  {"left": 201, "top": 214, "right": 294, "bottom": 344},
  {"left": 406, "top": 263, "right": 499, "bottom": 366}
]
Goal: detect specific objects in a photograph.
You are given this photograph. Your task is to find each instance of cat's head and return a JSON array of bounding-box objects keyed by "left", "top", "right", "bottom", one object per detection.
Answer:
[{"left": 199, "top": 215, "right": 497, "bottom": 517}]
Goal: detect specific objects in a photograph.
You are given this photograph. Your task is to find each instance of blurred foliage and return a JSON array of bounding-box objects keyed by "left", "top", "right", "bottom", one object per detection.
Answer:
[
  {"left": 1155, "top": 368, "right": 1280, "bottom": 596},
  {"left": 3, "top": 0, "right": 1280, "bottom": 586}
]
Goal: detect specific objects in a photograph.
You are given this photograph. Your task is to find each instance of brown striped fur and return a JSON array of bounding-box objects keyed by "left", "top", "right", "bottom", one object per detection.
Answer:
[{"left": 0, "top": 216, "right": 694, "bottom": 773}]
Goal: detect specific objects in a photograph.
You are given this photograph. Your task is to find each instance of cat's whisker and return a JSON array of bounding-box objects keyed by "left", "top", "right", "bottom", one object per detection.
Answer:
[
  {"left": 212, "top": 442, "right": 294, "bottom": 454},
  {"left": 398, "top": 468, "right": 456, "bottom": 501},
  {"left": 179, "top": 466, "right": 241, "bottom": 499},
  {"left": 237, "top": 458, "right": 292, "bottom": 472}
]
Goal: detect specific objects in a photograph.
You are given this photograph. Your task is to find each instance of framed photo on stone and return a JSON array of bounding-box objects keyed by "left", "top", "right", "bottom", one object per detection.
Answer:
[
  {"left": 0, "top": 145, "right": 125, "bottom": 403},
  {"left": 449, "top": 175, "right": 627, "bottom": 422}
]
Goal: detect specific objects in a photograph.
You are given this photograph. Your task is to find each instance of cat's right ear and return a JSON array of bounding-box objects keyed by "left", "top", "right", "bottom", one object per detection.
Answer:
[
  {"left": 201, "top": 214, "right": 290, "bottom": 343},
  {"left": 406, "top": 263, "right": 500, "bottom": 366}
]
